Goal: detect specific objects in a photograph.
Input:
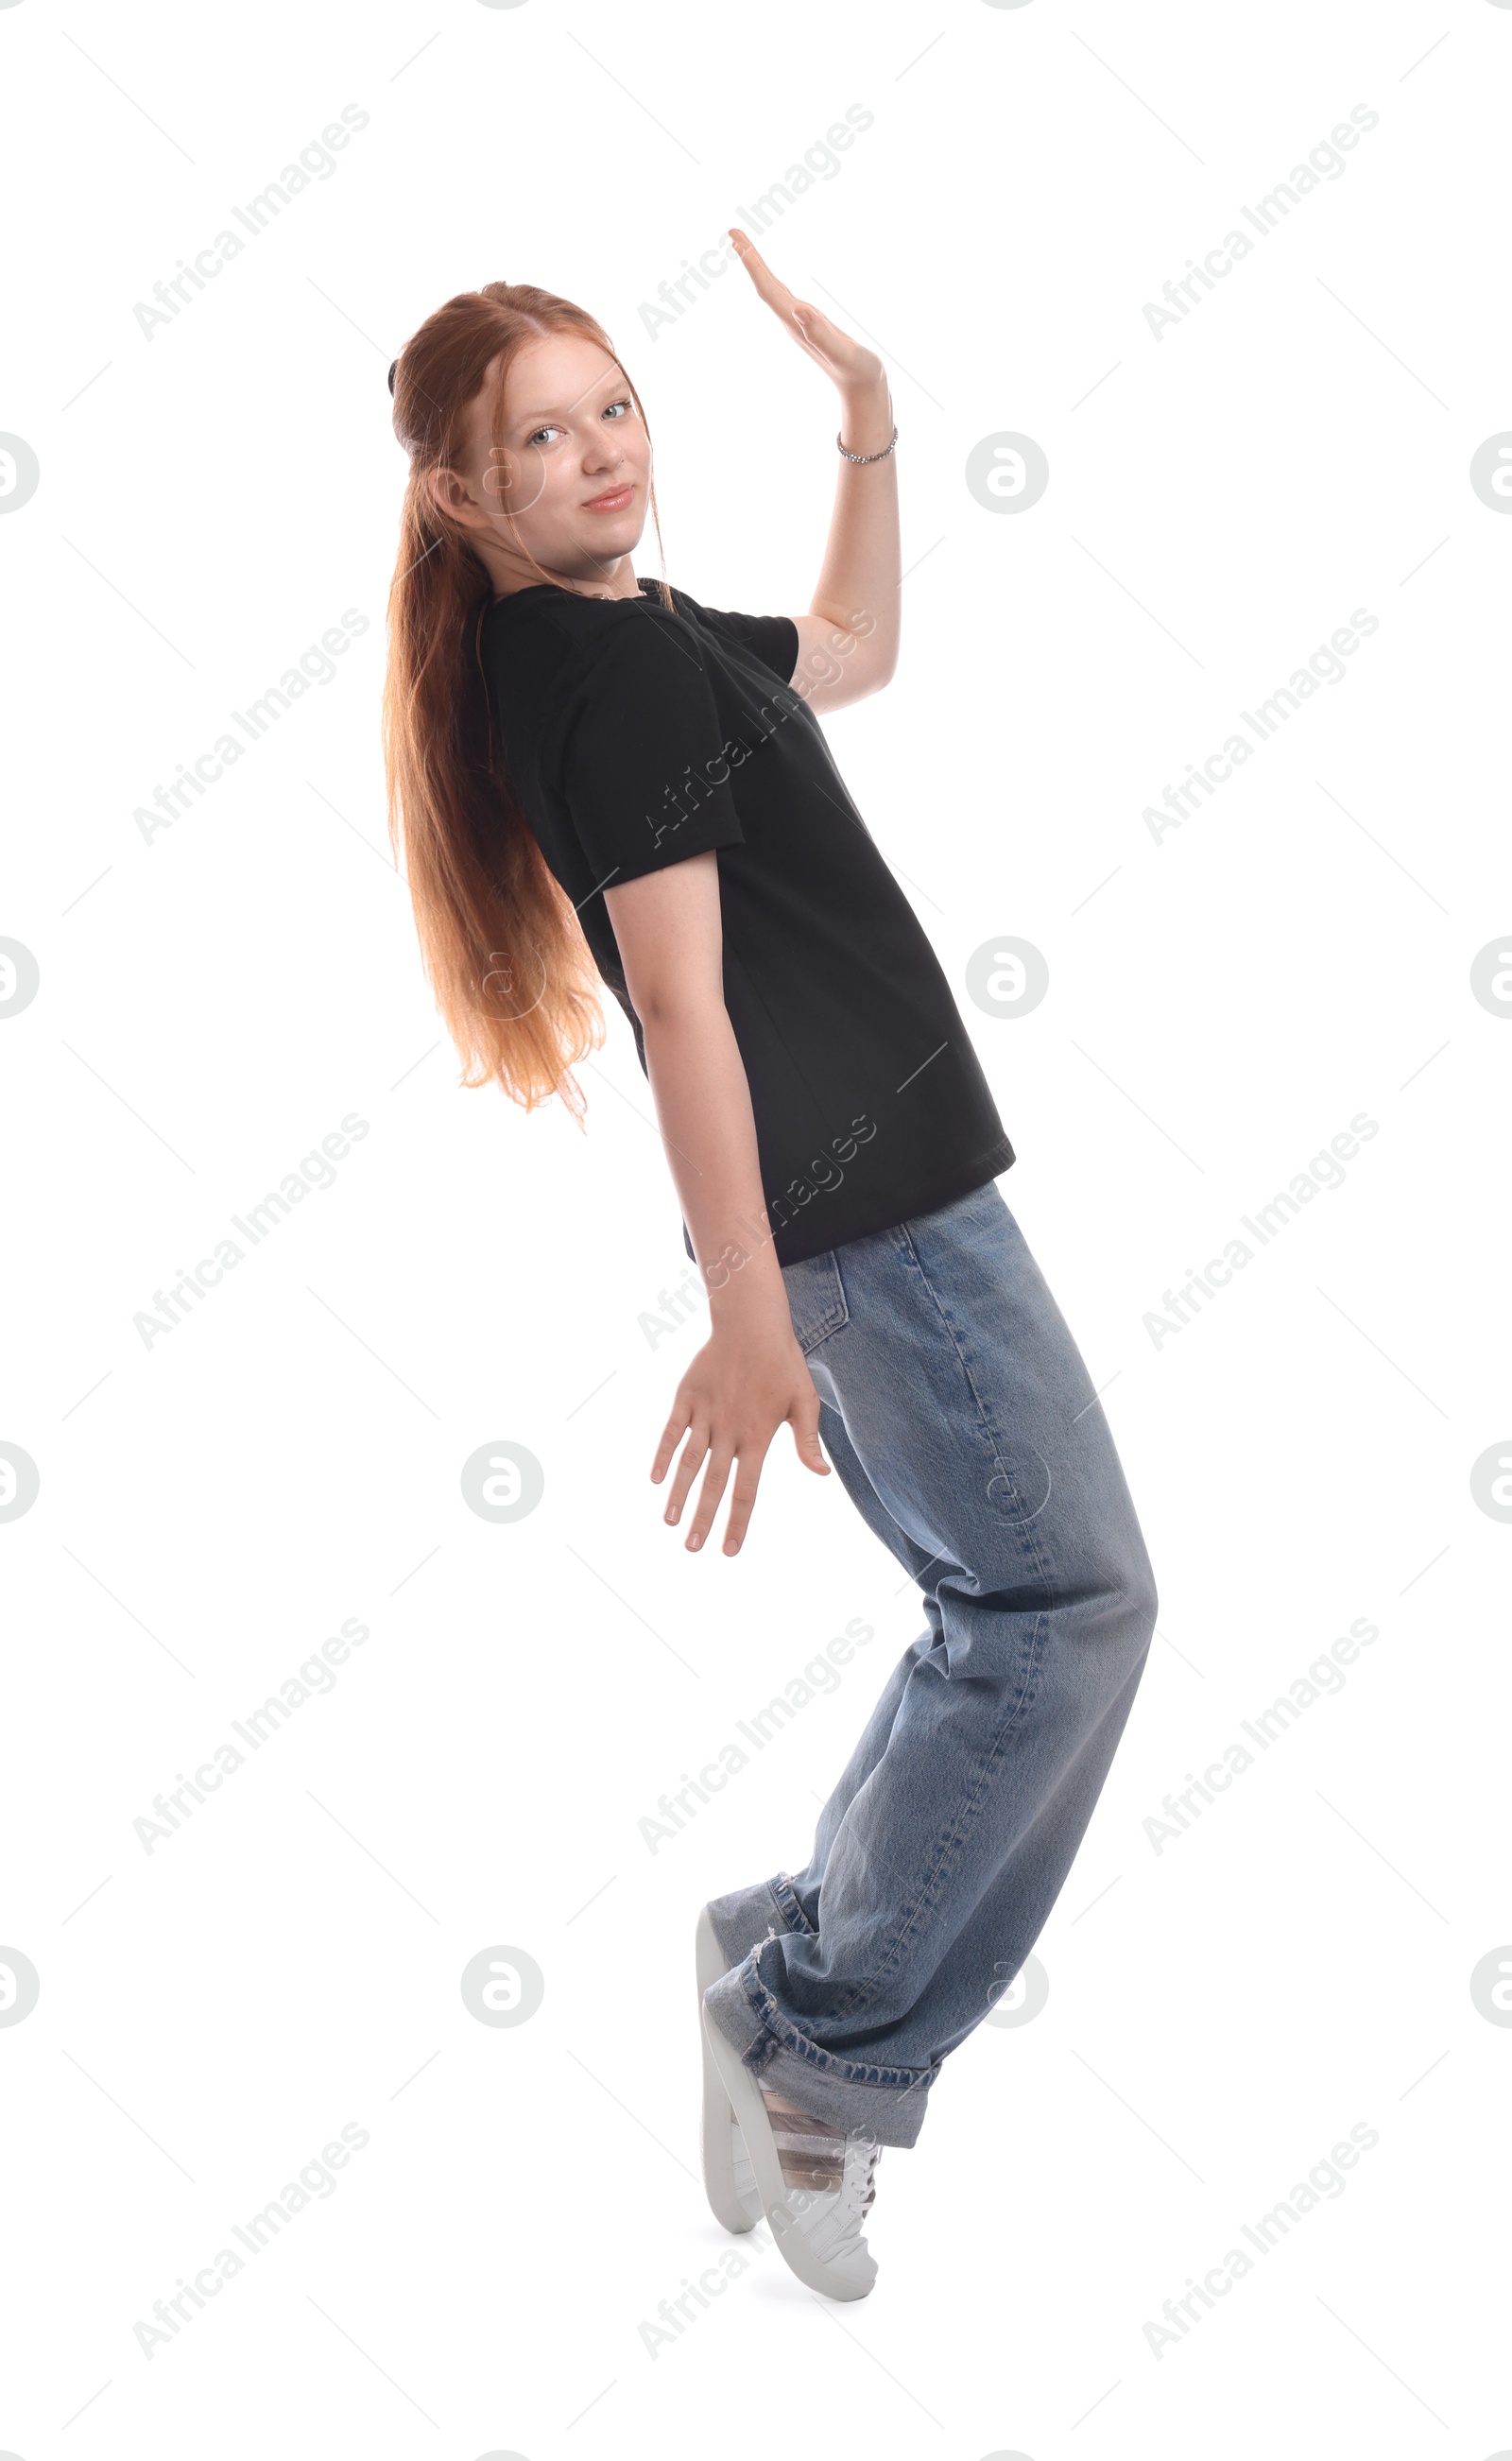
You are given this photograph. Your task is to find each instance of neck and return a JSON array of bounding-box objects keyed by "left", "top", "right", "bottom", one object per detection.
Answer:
[{"left": 490, "top": 551, "right": 643, "bottom": 603}]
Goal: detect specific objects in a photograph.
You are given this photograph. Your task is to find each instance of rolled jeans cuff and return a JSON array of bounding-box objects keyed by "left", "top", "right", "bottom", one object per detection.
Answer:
[
  {"left": 701, "top": 1919, "right": 939, "bottom": 2152},
  {"left": 703, "top": 1872, "right": 815, "bottom": 1971}
]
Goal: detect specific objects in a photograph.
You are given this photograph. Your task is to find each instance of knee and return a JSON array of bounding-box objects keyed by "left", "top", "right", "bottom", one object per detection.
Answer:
[
  {"left": 1119, "top": 1541, "right": 1159, "bottom": 1648},
  {"left": 1087, "top": 1526, "right": 1156, "bottom": 1658}
]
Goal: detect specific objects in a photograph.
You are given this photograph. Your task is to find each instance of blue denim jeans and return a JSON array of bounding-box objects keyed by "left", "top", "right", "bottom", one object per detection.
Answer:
[{"left": 701, "top": 1178, "right": 1158, "bottom": 2148}]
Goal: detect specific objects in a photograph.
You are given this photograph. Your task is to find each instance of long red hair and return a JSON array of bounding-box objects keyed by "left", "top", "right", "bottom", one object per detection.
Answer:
[{"left": 382, "top": 281, "right": 673, "bottom": 1120}]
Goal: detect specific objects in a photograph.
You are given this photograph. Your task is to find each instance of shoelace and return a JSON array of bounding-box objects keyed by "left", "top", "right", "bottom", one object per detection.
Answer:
[{"left": 819, "top": 2137, "right": 882, "bottom": 2265}]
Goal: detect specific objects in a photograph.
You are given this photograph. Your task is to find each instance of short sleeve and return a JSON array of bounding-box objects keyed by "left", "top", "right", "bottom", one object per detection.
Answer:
[
  {"left": 683, "top": 600, "right": 799, "bottom": 686},
  {"left": 559, "top": 612, "right": 747, "bottom": 891}
]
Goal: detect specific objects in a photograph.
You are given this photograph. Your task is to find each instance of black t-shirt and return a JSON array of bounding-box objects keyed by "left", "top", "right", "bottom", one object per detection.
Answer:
[{"left": 479, "top": 577, "right": 1014, "bottom": 1268}]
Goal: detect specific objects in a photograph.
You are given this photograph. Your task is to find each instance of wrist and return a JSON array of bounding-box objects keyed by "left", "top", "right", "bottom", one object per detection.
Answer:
[
  {"left": 836, "top": 384, "right": 895, "bottom": 459},
  {"left": 703, "top": 1242, "right": 789, "bottom": 1320},
  {"left": 840, "top": 367, "right": 889, "bottom": 409}
]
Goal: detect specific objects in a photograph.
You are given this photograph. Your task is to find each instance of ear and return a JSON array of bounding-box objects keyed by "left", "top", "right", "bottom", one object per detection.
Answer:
[{"left": 427, "top": 464, "right": 486, "bottom": 535}]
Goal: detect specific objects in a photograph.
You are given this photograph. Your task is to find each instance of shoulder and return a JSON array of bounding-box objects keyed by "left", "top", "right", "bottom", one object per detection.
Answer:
[
  {"left": 482, "top": 588, "right": 736, "bottom": 773},
  {"left": 481, "top": 586, "right": 674, "bottom": 722},
  {"left": 568, "top": 592, "right": 716, "bottom": 712},
  {"left": 484, "top": 580, "right": 701, "bottom": 668},
  {"left": 484, "top": 577, "right": 687, "bottom": 628}
]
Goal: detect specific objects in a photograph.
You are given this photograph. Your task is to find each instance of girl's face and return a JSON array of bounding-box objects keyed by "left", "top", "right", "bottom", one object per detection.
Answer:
[{"left": 442, "top": 330, "right": 651, "bottom": 596}]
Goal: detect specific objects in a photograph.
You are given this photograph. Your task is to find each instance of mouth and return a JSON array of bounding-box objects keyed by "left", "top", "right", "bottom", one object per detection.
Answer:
[{"left": 582, "top": 481, "right": 634, "bottom": 512}]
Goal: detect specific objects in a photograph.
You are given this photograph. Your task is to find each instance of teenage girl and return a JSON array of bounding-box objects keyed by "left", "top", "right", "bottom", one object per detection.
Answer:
[{"left": 383, "top": 235, "right": 1158, "bottom": 2302}]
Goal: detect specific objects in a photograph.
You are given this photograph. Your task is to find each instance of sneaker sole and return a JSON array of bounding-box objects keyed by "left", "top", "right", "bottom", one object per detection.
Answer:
[
  {"left": 698, "top": 2000, "right": 878, "bottom": 2301},
  {"left": 696, "top": 1907, "right": 757, "bottom": 2234}
]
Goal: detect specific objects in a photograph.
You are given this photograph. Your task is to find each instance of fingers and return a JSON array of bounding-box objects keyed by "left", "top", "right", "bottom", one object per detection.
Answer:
[
  {"left": 662, "top": 1420, "right": 711, "bottom": 1528},
  {"left": 729, "top": 228, "right": 799, "bottom": 314},
  {"left": 715, "top": 1433, "right": 775, "bottom": 1557},
  {"left": 728, "top": 231, "right": 880, "bottom": 393},
  {"left": 728, "top": 226, "right": 771, "bottom": 279},
  {"left": 682, "top": 1440, "right": 738, "bottom": 1555},
  {"left": 790, "top": 1386, "right": 832, "bottom": 1477},
  {"left": 729, "top": 232, "right": 842, "bottom": 370},
  {"left": 655, "top": 1355, "right": 828, "bottom": 1559},
  {"left": 649, "top": 1393, "right": 691, "bottom": 1485}
]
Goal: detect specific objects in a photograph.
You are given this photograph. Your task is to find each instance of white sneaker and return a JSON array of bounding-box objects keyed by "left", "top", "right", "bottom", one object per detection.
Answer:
[
  {"left": 699, "top": 1998, "right": 883, "bottom": 2300},
  {"left": 696, "top": 1908, "right": 761, "bottom": 2233}
]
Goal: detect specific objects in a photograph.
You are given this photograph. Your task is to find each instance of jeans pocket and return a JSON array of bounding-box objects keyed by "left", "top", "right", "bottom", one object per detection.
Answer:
[{"left": 781, "top": 1248, "right": 849, "bottom": 1356}]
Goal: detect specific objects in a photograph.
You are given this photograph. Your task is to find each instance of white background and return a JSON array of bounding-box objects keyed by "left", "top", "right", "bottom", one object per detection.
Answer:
[{"left": 3, "top": 0, "right": 1509, "bottom": 2452}]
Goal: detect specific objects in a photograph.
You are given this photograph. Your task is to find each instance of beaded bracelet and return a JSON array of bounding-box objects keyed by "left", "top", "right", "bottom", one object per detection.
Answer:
[{"left": 836, "top": 423, "right": 898, "bottom": 463}]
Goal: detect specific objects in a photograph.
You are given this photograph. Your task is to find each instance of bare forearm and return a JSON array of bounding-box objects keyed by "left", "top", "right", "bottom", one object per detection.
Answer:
[
  {"left": 640, "top": 1002, "right": 788, "bottom": 1319},
  {"left": 809, "top": 373, "right": 900, "bottom": 673}
]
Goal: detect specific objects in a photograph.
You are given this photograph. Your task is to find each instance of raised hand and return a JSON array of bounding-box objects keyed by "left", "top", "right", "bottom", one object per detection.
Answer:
[{"left": 728, "top": 228, "right": 885, "bottom": 398}]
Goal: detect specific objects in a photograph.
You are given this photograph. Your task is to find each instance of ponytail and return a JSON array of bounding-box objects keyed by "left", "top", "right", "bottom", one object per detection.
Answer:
[{"left": 381, "top": 281, "right": 670, "bottom": 1119}]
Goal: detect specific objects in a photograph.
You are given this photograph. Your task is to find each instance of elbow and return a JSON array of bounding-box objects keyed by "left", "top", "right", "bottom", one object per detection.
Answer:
[
  {"left": 635, "top": 985, "right": 728, "bottom": 1036},
  {"left": 844, "top": 645, "right": 900, "bottom": 706},
  {"left": 850, "top": 630, "right": 899, "bottom": 697}
]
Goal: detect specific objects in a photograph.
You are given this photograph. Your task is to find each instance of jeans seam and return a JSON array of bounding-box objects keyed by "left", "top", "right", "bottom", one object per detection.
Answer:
[
  {"left": 826, "top": 1629, "right": 1049, "bottom": 2025},
  {"left": 782, "top": 1249, "right": 849, "bottom": 1356},
  {"left": 735, "top": 1952, "right": 943, "bottom": 2093},
  {"left": 823, "top": 1216, "right": 1056, "bottom": 2024},
  {"left": 897, "top": 1217, "right": 1056, "bottom": 1592},
  {"left": 767, "top": 1871, "right": 817, "bottom": 1936}
]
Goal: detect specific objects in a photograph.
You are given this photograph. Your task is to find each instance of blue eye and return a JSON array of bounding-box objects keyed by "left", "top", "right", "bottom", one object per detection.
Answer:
[{"left": 524, "top": 399, "right": 631, "bottom": 449}]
